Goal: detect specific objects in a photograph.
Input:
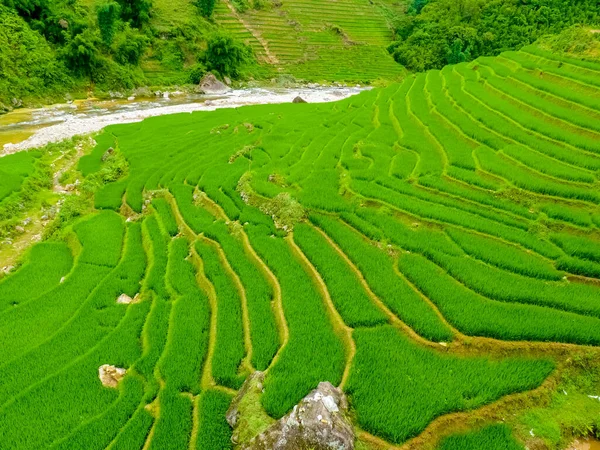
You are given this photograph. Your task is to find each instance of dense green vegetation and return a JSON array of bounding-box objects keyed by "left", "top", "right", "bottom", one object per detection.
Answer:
[
  {"left": 389, "top": 0, "right": 600, "bottom": 71},
  {"left": 0, "top": 0, "right": 258, "bottom": 107},
  {"left": 437, "top": 424, "right": 525, "bottom": 450},
  {"left": 3, "top": 12, "right": 600, "bottom": 449},
  {"left": 348, "top": 325, "right": 553, "bottom": 443}
]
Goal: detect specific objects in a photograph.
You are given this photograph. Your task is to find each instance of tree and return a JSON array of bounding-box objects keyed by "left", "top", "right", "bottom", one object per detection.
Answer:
[
  {"left": 1, "top": 0, "right": 48, "bottom": 20},
  {"left": 116, "top": 0, "right": 151, "bottom": 27},
  {"left": 112, "top": 25, "right": 148, "bottom": 64},
  {"left": 194, "top": 0, "right": 215, "bottom": 18},
  {"left": 61, "top": 28, "right": 101, "bottom": 77},
  {"left": 97, "top": 1, "right": 121, "bottom": 45},
  {"left": 203, "top": 33, "right": 252, "bottom": 78},
  {"left": 410, "top": 0, "right": 428, "bottom": 15}
]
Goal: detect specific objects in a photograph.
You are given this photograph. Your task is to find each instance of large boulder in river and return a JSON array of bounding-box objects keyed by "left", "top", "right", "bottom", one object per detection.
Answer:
[
  {"left": 233, "top": 381, "right": 355, "bottom": 450},
  {"left": 198, "top": 73, "right": 231, "bottom": 95}
]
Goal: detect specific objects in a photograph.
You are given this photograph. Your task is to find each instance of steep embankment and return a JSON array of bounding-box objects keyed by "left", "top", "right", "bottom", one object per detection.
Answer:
[
  {"left": 1, "top": 46, "right": 600, "bottom": 449},
  {"left": 213, "top": 0, "right": 405, "bottom": 81}
]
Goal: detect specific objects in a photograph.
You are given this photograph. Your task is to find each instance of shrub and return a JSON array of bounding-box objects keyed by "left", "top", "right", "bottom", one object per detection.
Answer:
[
  {"left": 188, "top": 62, "right": 207, "bottom": 84},
  {"left": 97, "top": 1, "right": 121, "bottom": 46},
  {"left": 203, "top": 33, "right": 252, "bottom": 79},
  {"left": 112, "top": 25, "right": 148, "bottom": 65},
  {"left": 116, "top": 0, "right": 151, "bottom": 27},
  {"left": 194, "top": 0, "right": 216, "bottom": 17}
]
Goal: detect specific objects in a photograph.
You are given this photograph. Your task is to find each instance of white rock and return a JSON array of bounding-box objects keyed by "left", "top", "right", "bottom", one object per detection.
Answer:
[
  {"left": 98, "top": 364, "right": 126, "bottom": 388},
  {"left": 117, "top": 293, "right": 138, "bottom": 304},
  {"left": 322, "top": 395, "right": 339, "bottom": 413}
]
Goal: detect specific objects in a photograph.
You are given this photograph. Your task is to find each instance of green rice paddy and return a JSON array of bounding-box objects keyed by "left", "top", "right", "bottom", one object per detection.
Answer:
[
  {"left": 212, "top": 0, "right": 405, "bottom": 82},
  {"left": 1, "top": 46, "right": 600, "bottom": 449}
]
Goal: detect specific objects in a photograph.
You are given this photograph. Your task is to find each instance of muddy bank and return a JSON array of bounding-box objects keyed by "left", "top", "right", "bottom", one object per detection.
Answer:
[
  {"left": 1, "top": 87, "right": 365, "bottom": 154},
  {"left": 568, "top": 438, "right": 600, "bottom": 450}
]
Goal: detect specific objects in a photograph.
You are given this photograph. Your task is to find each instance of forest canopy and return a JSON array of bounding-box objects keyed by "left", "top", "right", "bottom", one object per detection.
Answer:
[{"left": 388, "top": 0, "right": 600, "bottom": 71}]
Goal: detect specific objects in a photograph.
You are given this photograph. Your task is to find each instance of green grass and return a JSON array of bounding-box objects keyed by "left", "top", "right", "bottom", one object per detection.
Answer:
[
  {"left": 0, "top": 241, "right": 73, "bottom": 312},
  {"left": 195, "top": 389, "right": 234, "bottom": 450},
  {"left": 195, "top": 240, "right": 246, "bottom": 390},
  {"left": 247, "top": 223, "right": 346, "bottom": 419},
  {"left": 437, "top": 424, "right": 525, "bottom": 450},
  {"left": 3, "top": 47, "right": 600, "bottom": 449},
  {"left": 348, "top": 325, "right": 553, "bottom": 444},
  {"left": 0, "top": 151, "right": 39, "bottom": 202}
]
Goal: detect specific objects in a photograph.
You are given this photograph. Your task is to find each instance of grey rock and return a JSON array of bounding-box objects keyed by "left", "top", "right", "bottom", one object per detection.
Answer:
[
  {"left": 11, "top": 98, "right": 22, "bottom": 107},
  {"left": 15, "top": 226, "right": 25, "bottom": 233},
  {"left": 292, "top": 96, "right": 307, "bottom": 104},
  {"left": 101, "top": 147, "right": 115, "bottom": 161},
  {"left": 227, "top": 372, "right": 265, "bottom": 432},
  {"left": 224, "top": 76, "right": 232, "bottom": 86},
  {"left": 133, "top": 87, "right": 152, "bottom": 98},
  {"left": 239, "top": 382, "right": 354, "bottom": 450},
  {"left": 198, "top": 73, "right": 231, "bottom": 95}
]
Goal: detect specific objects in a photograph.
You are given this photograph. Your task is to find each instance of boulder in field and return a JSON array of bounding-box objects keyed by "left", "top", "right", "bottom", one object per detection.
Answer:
[
  {"left": 98, "top": 365, "right": 126, "bottom": 388},
  {"left": 292, "top": 96, "right": 307, "bottom": 103},
  {"left": 234, "top": 381, "right": 355, "bottom": 450},
  {"left": 198, "top": 74, "right": 231, "bottom": 95}
]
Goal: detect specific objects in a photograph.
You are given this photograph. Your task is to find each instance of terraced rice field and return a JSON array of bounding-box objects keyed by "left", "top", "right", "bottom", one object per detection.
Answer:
[
  {"left": 213, "top": 0, "right": 405, "bottom": 82},
  {"left": 2, "top": 46, "right": 600, "bottom": 449}
]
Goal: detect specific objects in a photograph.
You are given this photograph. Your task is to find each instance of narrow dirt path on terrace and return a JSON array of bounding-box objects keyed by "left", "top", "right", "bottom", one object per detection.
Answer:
[
  {"left": 53, "top": 139, "right": 89, "bottom": 193},
  {"left": 186, "top": 393, "right": 199, "bottom": 450},
  {"left": 222, "top": 0, "right": 280, "bottom": 65},
  {"left": 287, "top": 233, "right": 356, "bottom": 390},
  {"left": 311, "top": 224, "right": 445, "bottom": 350},
  {"left": 163, "top": 192, "right": 237, "bottom": 396},
  {"left": 197, "top": 192, "right": 289, "bottom": 373},
  {"left": 201, "top": 234, "right": 255, "bottom": 374}
]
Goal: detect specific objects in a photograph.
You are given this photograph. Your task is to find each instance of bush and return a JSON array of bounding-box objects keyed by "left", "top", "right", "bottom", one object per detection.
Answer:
[
  {"left": 112, "top": 25, "right": 148, "bottom": 65},
  {"left": 0, "top": 5, "right": 69, "bottom": 102},
  {"left": 60, "top": 28, "right": 102, "bottom": 77},
  {"left": 97, "top": 1, "right": 121, "bottom": 46},
  {"left": 188, "top": 62, "right": 207, "bottom": 84},
  {"left": 116, "top": 0, "right": 151, "bottom": 27},
  {"left": 194, "top": 0, "right": 216, "bottom": 17},
  {"left": 203, "top": 33, "right": 252, "bottom": 79}
]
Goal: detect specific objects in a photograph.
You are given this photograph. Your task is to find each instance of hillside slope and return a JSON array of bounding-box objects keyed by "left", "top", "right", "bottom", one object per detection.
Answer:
[
  {"left": 213, "top": 0, "right": 405, "bottom": 81},
  {"left": 1, "top": 46, "right": 600, "bottom": 449}
]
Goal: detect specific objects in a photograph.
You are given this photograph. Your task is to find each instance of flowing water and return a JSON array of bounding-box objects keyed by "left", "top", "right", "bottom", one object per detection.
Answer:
[
  {"left": 0, "top": 86, "right": 365, "bottom": 154},
  {"left": 570, "top": 437, "right": 600, "bottom": 450}
]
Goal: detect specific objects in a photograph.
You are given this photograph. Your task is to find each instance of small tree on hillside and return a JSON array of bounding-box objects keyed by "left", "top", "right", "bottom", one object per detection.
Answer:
[
  {"left": 60, "top": 28, "right": 101, "bottom": 77},
  {"left": 97, "top": 1, "right": 121, "bottom": 45},
  {"left": 203, "top": 33, "right": 252, "bottom": 78},
  {"left": 194, "top": 0, "right": 216, "bottom": 18},
  {"left": 116, "top": 0, "right": 151, "bottom": 27}
]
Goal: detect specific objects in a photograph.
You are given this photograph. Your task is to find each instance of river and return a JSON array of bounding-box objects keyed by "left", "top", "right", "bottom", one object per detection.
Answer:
[{"left": 0, "top": 86, "right": 365, "bottom": 154}]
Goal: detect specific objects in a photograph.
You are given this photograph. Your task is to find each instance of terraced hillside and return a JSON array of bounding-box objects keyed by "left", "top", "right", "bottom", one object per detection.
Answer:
[
  {"left": 2, "top": 46, "right": 600, "bottom": 449},
  {"left": 213, "top": 0, "right": 405, "bottom": 81}
]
